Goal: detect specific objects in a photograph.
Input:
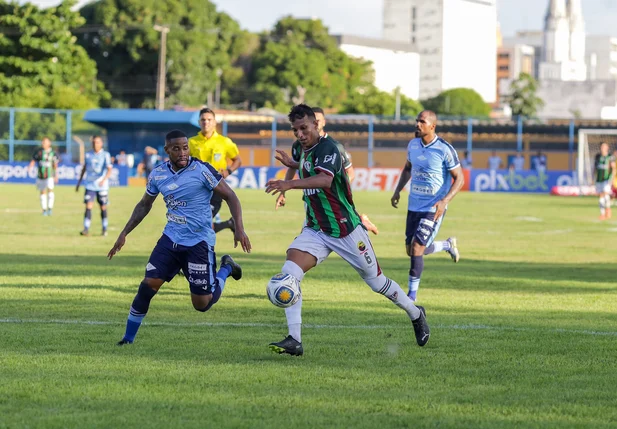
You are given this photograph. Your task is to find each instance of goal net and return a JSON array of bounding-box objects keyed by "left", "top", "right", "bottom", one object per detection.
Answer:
[{"left": 577, "top": 129, "right": 617, "bottom": 187}]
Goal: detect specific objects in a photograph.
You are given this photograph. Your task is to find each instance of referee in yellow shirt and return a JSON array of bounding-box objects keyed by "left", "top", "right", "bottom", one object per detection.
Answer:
[{"left": 189, "top": 107, "right": 242, "bottom": 233}]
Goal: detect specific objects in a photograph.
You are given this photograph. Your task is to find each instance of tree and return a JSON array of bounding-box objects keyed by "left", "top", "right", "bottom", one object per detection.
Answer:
[
  {"left": 422, "top": 88, "right": 490, "bottom": 117},
  {"left": 248, "top": 17, "right": 374, "bottom": 112},
  {"left": 78, "top": 0, "right": 249, "bottom": 108},
  {"left": 0, "top": 0, "right": 108, "bottom": 109},
  {"left": 341, "top": 87, "right": 423, "bottom": 117},
  {"left": 507, "top": 73, "right": 544, "bottom": 118}
]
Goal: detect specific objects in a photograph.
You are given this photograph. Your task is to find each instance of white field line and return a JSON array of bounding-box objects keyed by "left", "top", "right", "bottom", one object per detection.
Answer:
[{"left": 1, "top": 318, "right": 616, "bottom": 337}]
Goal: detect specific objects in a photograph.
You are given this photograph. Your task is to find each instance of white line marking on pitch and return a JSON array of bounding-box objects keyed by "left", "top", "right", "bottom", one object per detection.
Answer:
[{"left": 0, "top": 318, "right": 616, "bottom": 337}]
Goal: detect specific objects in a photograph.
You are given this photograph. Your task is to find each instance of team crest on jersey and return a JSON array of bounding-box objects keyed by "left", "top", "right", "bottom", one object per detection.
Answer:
[
  {"left": 357, "top": 241, "right": 367, "bottom": 253},
  {"left": 164, "top": 194, "right": 187, "bottom": 210},
  {"left": 167, "top": 183, "right": 179, "bottom": 191},
  {"left": 303, "top": 161, "right": 311, "bottom": 171},
  {"left": 214, "top": 153, "right": 222, "bottom": 161}
]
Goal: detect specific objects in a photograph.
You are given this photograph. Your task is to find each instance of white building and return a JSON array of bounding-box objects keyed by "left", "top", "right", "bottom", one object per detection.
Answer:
[
  {"left": 539, "top": 0, "right": 587, "bottom": 81},
  {"left": 382, "top": 0, "right": 497, "bottom": 103},
  {"left": 502, "top": 31, "right": 543, "bottom": 79},
  {"left": 335, "top": 35, "right": 420, "bottom": 100},
  {"left": 586, "top": 36, "right": 617, "bottom": 81}
]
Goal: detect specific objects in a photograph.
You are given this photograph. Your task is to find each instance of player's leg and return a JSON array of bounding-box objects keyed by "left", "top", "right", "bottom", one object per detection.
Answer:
[
  {"left": 185, "top": 242, "right": 242, "bottom": 312},
  {"left": 360, "top": 213, "right": 379, "bottom": 235},
  {"left": 406, "top": 212, "right": 442, "bottom": 301},
  {"left": 269, "top": 228, "right": 329, "bottom": 355},
  {"left": 97, "top": 191, "right": 109, "bottom": 236},
  {"left": 604, "top": 182, "right": 612, "bottom": 219},
  {"left": 81, "top": 191, "right": 94, "bottom": 235},
  {"left": 36, "top": 180, "right": 48, "bottom": 215},
  {"left": 330, "top": 226, "right": 429, "bottom": 346},
  {"left": 118, "top": 235, "right": 180, "bottom": 345},
  {"left": 46, "top": 178, "right": 55, "bottom": 216},
  {"left": 211, "top": 193, "right": 233, "bottom": 233},
  {"left": 422, "top": 212, "right": 458, "bottom": 262}
]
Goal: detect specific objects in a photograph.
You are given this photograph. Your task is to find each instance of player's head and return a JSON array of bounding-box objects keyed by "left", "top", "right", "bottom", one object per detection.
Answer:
[
  {"left": 491, "top": 150, "right": 497, "bottom": 156},
  {"left": 198, "top": 108, "right": 216, "bottom": 135},
  {"left": 600, "top": 142, "right": 609, "bottom": 156},
  {"left": 312, "top": 106, "right": 326, "bottom": 135},
  {"left": 165, "top": 130, "right": 189, "bottom": 169},
  {"left": 288, "top": 104, "right": 320, "bottom": 149},
  {"left": 91, "top": 135, "right": 104, "bottom": 152},
  {"left": 41, "top": 137, "right": 51, "bottom": 150},
  {"left": 415, "top": 110, "right": 437, "bottom": 139}
]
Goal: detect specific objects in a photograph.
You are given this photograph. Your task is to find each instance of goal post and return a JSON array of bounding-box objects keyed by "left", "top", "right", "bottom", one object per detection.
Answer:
[{"left": 577, "top": 128, "right": 617, "bottom": 187}]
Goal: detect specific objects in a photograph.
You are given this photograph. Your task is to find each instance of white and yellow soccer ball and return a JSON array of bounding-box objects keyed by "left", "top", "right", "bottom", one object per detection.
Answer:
[{"left": 266, "top": 273, "right": 301, "bottom": 308}]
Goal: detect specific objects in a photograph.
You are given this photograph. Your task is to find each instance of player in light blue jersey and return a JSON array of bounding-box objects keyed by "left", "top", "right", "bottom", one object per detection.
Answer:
[
  {"left": 107, "top": 130, "right": 251, "bottom": 346},
  {"left": 76, "top": 136, "right": 113, "bottom": 236},
  {"left": 391, "top": 110, "right": 465, "bottom": 302}
]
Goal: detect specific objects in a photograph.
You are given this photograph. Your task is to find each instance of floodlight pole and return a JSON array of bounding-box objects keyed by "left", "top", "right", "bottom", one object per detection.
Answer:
[{"left": 154, "top": 25, "right": 170, "bottom": 111}]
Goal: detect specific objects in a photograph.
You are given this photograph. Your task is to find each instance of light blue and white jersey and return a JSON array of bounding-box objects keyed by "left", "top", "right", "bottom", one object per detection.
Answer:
[
  {"left": 407, "top": 136, "right": 460, "bottom": 213},
  {"left": 84, "top": 150, "right": 112, "bottom": 191},
  {"left": 146, "top": 157, "right": 222, "bottom": 247}
]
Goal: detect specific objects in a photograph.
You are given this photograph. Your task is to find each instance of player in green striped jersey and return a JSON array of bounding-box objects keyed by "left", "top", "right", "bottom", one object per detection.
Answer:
[
  {"left": 28, "top": 137, "right": 59, "bottom": 216},
  {"left": 264, "top": 104, "right": 430, "bottom": 355},
  {"left": 595, "top": 142, "right": 616, "bottom": 220},
  {"left": 274, "top": 107, "right": 379, "bottom": 234}
]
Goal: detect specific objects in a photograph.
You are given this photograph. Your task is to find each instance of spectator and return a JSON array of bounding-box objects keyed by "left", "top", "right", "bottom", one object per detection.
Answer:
[
  {"left": 115, "top": 150, "right": 128, "bottom": 166},
  {"left": 58, "top": 147, "right": 72, "bottom": 165},
  {"left": 509, "top": 152, "right": 525, "bottom": 172},
  {"left": 532, "top": 150, "right": 547, "bottom": 173},
  {"left": 461, "top": 150, "right": 472, "bottom": 169},
  {"left": 488, "top": 150, "right": 502, "bottom": 171}
]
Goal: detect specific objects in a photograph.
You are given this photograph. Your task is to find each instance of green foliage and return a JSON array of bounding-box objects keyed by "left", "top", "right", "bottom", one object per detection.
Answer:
[
  {"left": 423, "top": 88, "right": 490, "bottom": 117},
  {"left": 78, "top": 0, "right": 249, "bottom": 108},
  {"left": 249, "top": 17, "right": 375, "bottom": 112},
  {"left": 341, "top": 87, "right": 423, "bottom": 116},
  {"left": 0, "top": 0, "right": 108, "bottom": 109},
  {"left": 508, "top": 73, "right": 545, "bottom": 118}
]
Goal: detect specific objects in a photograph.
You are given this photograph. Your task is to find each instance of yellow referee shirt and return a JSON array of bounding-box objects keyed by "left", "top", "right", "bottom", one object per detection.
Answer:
[{"left": 188, "top": 131, "right": 239, "bottom": 171}]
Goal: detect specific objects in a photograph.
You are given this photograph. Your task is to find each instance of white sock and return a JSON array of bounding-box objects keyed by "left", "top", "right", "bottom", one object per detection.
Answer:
[
  {"left": 600, "top": 196, "right": 607, "bottom": 215},
  {"left": 48, "top": 192, "right": 55, "bottom": 209},
  {"left": 40, "top": 194, "right": 48, "bottom": 210},
  {"left": 605, "top": 195, "right": 611, "bottom": 208},
  {"left": 282, "top": 260, "right": 305, "bottom": 342},
  {"left": 383, "top": 278, "right": 421, "bottom": 320}
]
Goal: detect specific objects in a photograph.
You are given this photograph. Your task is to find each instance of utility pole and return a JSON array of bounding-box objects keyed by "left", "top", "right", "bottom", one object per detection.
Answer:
[
  {"left": 153, "top": 24, "right": 170, "bottom": 111},
  {"left": 394, "top": 86, "right": 401, "bottom": 120}
]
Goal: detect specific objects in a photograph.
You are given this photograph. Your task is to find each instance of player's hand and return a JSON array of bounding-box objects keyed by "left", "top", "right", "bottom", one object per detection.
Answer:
[
  {"left": 233, "top": 228, "right": 252, "bottom": 253},
  {"left": 75, "top": 184, "right": 80, "bottom": 192},
  {"left": 275, "top": 150, "right": 297, "bottom": 169},
  {"left": 433, "top": 200, "right": 447, "bottom": 222},
  {"left": 265, "top": 179, "right": 291, "bottom": 196},
  {"left": 391, "top": 191, "right": 401, "bottom": 208},
  {"left": 54, "top": 176, "right": 59, "bottom": 184},
  {"left": 219, "top": 169, "right": 230, "bottom": 178},
  {"left": 275, "top": 193, "right": 286, "bottom": 210},
  {"left": 107, "top": 233, "right": 126, "bottom": 260}
]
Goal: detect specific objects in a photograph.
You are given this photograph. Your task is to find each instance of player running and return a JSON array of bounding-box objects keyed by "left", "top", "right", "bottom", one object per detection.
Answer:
[
  {"left": 108, "top": 130, "right": 251, "bottom": 346},
  {"left": 265, "top": 104, "right": 429, "bottom": 356},
  {"left": 76, "top": 136, "right": 113, "bottom": 236},
  {"left": 29, "top": 137, "right": 59, "bottom": 216},
  {"left": 391, "top": 110, "right": 465, "bottom": 302},
  {"left": 189, "top": 107, "right": 241, "bottom": 233},
  {"left": 274, "top": 106, "right": 379, "bottom": 235},
  {"left": 595, "top": 142, "right": 616, "bottom": 220}
]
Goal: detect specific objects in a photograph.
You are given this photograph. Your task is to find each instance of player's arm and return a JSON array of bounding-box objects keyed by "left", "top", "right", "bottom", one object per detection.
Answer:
[
  {"left": 266, "top": 171, "right": 333, "bottom": 195},
  {"left": 391, "top": 160, "right": 412, "bottom": 208},
  {"left": 275, "top": 149, "right": 300, "bottom": 170},
  {"left": 214, "top": 179, "right": 251, "bottom": 253},
  {"left": 433, "top": 165, "right": 465, "bottom": 222},
  {"left": 107, "top": 193, "right": 157, "bottom": 259},
  {"left": 345, "top": 165, "right": 355, "bottom": 182},
  {"left": 221, "top": 140, "right": 241, "bottom": 178},
  {"left": 53, "top": 155, "right": 59, "bottom": 183},
  {"left": 99, "top": 153, "right": 113, "bottom": 184},
  {"left": 75, "top": 162, "right": 86, "bottom": 191},
  {"left": 275, "top": 167, "right": 297, "bottom": 210}
]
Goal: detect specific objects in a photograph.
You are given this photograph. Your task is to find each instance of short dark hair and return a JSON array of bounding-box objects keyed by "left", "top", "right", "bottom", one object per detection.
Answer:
[
  {"left": 165, "top": 130, "right": 187, "bottom": 144},
  {"left": 288, "top": 104, "right": 315, "bottom": 123},
  {"left": 91, "top": 135, "right": 102, "bottom": 142},
  {"left": 199, "top": 108, "right": 215, "bottom": 118},
  {"left": 311, "top": 106, "right": 325, "bottom": 115}
]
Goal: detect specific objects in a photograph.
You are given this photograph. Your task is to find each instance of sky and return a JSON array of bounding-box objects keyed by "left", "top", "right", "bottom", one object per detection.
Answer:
[{"left": 24, "top": 0, "right": 617, "bottom": 38}]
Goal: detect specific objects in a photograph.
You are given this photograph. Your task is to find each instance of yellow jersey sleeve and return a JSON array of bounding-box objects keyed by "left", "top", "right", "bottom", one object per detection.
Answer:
[{"left": 225, "top": 138, "right": 240, "bottom": 160}]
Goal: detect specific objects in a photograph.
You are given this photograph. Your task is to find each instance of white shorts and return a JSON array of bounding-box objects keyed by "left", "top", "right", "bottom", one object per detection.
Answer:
[
  {"left": 36, "top": 178, "right": 55, "bottom": 191},
  {"left": 596, "top": 181, "right": 611, "bottom": 195},
  {"left": 288, "top": 225, "right": 381, "bottom": 280}
]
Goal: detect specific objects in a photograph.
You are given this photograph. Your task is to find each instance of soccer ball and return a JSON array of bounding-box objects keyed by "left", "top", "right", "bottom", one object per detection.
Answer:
[{"left": 266, "top": 273, "right": 301, "bottom": 308}]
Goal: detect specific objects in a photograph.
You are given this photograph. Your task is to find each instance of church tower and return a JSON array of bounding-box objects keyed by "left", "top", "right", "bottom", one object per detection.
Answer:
[
  {"left": 543, "top": 0, "right": 569, "bottom": 63},
  {"left": 567, "top": 0, "right": 585, "bottom": 63}
]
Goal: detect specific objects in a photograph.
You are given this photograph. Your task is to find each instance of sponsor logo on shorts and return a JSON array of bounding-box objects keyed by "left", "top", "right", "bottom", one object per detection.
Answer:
[
  {"left": 188, "top": 276, "right": 210, "bottom": 286},
  {"left": 417, "top": 227, "right": 430, "bottom": 239},
  {"left": 357, "top": 241, "right": 367, "bottom": 253},
  {"left": 146, "top": 262, "right": 157, "bottom": 271},
  {"left": 188, "top": 262, "right": 209, "bottom": 275}
]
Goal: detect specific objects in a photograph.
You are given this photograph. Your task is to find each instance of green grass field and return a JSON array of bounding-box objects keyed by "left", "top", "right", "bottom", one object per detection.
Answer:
[{"left": 1, "top": 184, "right": 616, "bottom": 428}]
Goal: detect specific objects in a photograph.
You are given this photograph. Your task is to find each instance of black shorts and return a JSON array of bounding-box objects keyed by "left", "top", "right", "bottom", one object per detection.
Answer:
[
  {"left": 145, "top": 234, "right": 218, "bottom": 295},
  {"left": 405, "top": 210, "right": 446, "bottom": 246},
  {"left": 210, "top": 192, "right": 223, "bottom": 217},
  {"left": 84, "top": 189, "right": 109, "bottom": 206}
]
